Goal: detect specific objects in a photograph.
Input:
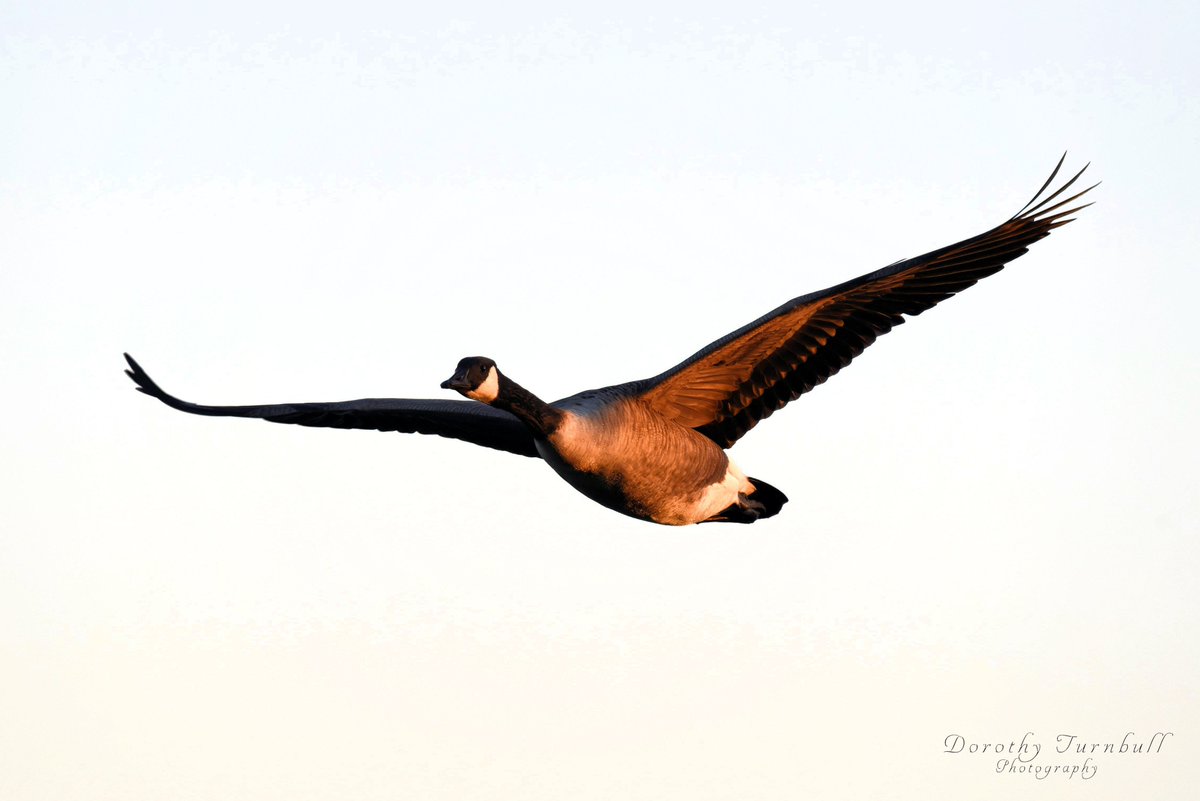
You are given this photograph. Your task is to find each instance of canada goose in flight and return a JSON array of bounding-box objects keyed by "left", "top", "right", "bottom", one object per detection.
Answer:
[{"left": 126, "top": 157, "right": 1095, "bottom": 526}]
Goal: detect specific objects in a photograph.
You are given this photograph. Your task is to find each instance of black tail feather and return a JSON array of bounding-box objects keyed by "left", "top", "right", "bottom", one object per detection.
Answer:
[
  {"left": 700, "top": 476, "right": 789, "bottom": 524},
  {"left": 748, "top": 476, "right": 788, "bottom": 519}
]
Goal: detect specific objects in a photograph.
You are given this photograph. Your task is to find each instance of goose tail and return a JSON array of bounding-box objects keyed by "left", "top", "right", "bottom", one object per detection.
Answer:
[
  {"left": 699, "top": 476, "right": 788, "bottom": 524},
  {"left": 747, "top": 477, "right": 788, "bottom": 520}
]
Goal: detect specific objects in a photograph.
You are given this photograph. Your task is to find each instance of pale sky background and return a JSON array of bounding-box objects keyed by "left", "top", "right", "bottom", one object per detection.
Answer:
[{"left": 2, "top": 1, "right": 1198, "bottom": 799}]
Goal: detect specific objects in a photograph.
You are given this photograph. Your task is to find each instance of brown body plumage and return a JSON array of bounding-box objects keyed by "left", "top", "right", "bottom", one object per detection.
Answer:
[
  {"left": 125, "top": 156, "right": 1095, "bottom": 525},
  {"left": 543, "top": 396, "right": 738, "bottom": 525}
]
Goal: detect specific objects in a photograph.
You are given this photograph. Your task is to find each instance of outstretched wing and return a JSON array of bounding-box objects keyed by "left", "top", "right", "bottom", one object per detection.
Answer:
[
  {"left": 124, "top": 353, "right": 540, "bottom": 458},
  {"left": 628, "top": 156, "right": 1097, "bottom": 448}
]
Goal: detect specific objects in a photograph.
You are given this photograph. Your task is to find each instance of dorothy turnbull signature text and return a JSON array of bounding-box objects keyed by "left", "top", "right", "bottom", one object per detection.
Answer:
[{"left": 943, "top": 731, "right": 1173, "bottom": 780}]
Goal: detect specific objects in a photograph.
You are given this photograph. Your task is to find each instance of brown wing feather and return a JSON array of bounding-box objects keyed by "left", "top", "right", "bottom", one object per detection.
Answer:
[{"left": 633, "top": 156, "right": 1097, "bottom": 448}]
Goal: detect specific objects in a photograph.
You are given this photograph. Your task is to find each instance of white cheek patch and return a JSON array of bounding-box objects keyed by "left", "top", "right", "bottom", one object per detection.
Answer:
[{"left": 466, "top": 366, "right": 500, "bottom": 403}]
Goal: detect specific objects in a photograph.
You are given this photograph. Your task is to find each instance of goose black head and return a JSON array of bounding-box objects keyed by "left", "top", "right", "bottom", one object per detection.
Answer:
[{"left": 441, "top": 356, "right": 500, "bottom": 403}]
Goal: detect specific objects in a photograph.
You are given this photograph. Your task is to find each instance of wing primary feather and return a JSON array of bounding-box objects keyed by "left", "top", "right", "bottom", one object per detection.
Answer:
[
  {"left": 1012, "top": 151, "right": 1068, "bottom": 219},
  {"left": 1029, "top": 191, "right": 1099, "bottom": 222},
  {"left": 1020, "top": 163, "right": 1091, "bottom": 219},
  {"left": 124, "top": 353, "right": 540, "bottom": 457},
  {"left": 619, "top": 157, "right": 1096, "bottom": 449}
]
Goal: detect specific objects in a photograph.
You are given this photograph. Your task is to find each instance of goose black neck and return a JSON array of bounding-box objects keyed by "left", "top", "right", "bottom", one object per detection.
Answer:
[{"left": 494, "top": 374, "right": 562, "bottom": 438}]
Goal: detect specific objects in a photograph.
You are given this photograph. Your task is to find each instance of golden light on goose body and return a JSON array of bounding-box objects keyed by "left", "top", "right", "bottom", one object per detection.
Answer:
[{"left": 125, "top": 156, "right": 1096, "bottom": 525}]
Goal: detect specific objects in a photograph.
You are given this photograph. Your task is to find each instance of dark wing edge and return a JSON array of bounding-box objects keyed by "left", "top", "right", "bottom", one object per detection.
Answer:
[
  {"left": 123, "top": 353, "right": 541, "bottom": 458},
  {"left": 622, "top": 155, "right": 1097, "bottom": 448}
]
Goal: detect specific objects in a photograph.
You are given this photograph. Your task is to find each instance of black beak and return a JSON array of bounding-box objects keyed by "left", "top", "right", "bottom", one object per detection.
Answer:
[{"left": 441, "top": 373, "right": 470, "bottom": 391}]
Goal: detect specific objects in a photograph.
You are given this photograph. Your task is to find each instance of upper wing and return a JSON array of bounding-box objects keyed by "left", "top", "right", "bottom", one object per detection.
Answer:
[
  {"left": 124, "top": 353, "right": 540, "bottom": 458},
  {"left": 628, "top": 156, "right": 1097, "bottom": 449}
]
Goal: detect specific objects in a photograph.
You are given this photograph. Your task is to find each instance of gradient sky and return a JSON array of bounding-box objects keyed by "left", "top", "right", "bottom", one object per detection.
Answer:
[{"left": 2, "top": 2, "right": 1198, "bottom": 799}]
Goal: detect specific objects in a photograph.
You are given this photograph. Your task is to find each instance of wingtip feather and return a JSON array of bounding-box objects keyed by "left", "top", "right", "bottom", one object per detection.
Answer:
[{"left": 1011, "top": 154, "right": 1098, "bottom": 222}]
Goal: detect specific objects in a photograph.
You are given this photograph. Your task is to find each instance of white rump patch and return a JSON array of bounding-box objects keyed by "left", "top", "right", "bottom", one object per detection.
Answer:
[{"left": 692, "top": 459, "right": 753, "bottom": 522}]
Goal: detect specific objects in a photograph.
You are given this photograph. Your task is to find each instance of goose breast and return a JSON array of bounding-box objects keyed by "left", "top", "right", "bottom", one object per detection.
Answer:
[{"left": 538, "top": 397, "right": 750, "bottom": 524}]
